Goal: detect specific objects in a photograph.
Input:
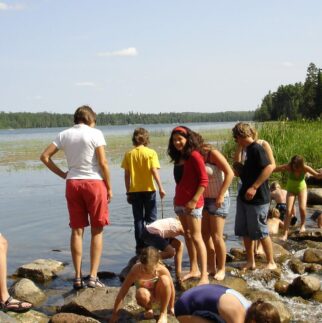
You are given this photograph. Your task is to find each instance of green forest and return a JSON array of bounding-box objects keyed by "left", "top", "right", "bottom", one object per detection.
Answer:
[
  {"left": 254, "top": 62, "right": 322, "bottom": 121},
  {"left": 0, "top": 111, "right": 254, "bottom": 129}
]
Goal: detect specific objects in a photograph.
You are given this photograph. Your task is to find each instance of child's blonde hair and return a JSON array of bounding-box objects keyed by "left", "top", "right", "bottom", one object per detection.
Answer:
[
  {"left": 139, "top": 247, "right": 160, "bottom": 268},
  {"left": 270, "top": 181, "right": 281, "bottom": 192},
  {"left": 268, "top": 208, "right": 280, "bottom": 219}
]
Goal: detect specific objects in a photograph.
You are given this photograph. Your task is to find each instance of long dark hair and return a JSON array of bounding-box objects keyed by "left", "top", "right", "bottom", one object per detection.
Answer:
[{"left": 167, "top": 126, "right": 204, "bottom": 163}]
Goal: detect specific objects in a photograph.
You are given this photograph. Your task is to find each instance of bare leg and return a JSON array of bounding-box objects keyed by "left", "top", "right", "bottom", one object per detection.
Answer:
[
  {"left": 0, "top": 235, "right": 9, "bottom": 302},
  {"left": 298, "top": 189, "right": 307, "bottom": 233},
  {"left": 0, "top": 235, "right": 32, "bottom": 310},
  {"left": 281, "top": 193, "right": 296, "bottom": 241},
  {"left": 188, "top": 216, "right": 208, "bottom": 285},
  {"left": 201, "top": 212, "right": 216, "bottom": 275},
  {"left": 179, "top": 215, "right": 200, "bottom": 281},
  {"left": 89, "top": 226, "right": 104, "bottom": 278},
  {"left": 70, "top": 228, "right": 84, "bottom": 279},
  {"left": 155, "top": 275, "right": 172, "bottom": 323},
  {"left": 210, "top": 216, "right": 226, "bottom": 280},
  {"left": 243, "top": 237, "right": 255, "bottom": 270},
  {"left": 260, "top": 236, "right": 277, "bottom": 269},
  {"left": 136, "top": 288, "right": 154, "bottom": 319},
  {"left": 169, "top": 239, "right": 184, "bottom": 280}
]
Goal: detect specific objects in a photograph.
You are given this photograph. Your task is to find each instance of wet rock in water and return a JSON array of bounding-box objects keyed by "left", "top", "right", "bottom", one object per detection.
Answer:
[
  {"left": 119, "top": 255, "right": 138, "bottom": 282},
  {"left": 305, "top": 240, "right": 322, "bottom": 249},
  {"left": 17, "top": 259, "right": 64, "bottom": 283},
  {"left": 289, "top": 230, "right": 322, "bottom": 242},
  {"left": 289, "top": 275, "right": 321, "bottom": 298},
  {"left": 10, "top": 278, "right": 46, "bottom": 306},
  {"left": 49, "top": 312, "right": 101, "bottom": 323},
  {"left": 8, "top": 310, "right": 49, "bottom": 323},
  {"left": 289, "top": 257, "right": 306, "bottom": 274},
  {"left": 229, "top": 248, "right": 246, "bottom": 261},
  {"left": 312, "top": 290, "right": 322, "bottom": 303},
  {"left": 303, "top": 248, "right": 322, "bottom": 264},
  {"left": 272, "top": 242, "right": 291, "bottom": 263},
  {"left": 0, "top": 312, "right": 19, "bottom": 323},
  {"left": 274, "top": 280, "right": 290, "bottom": 295},
  {"left": 304, "top": 263, "right": 322, "bottom": 274},
  {"left": 97, "top": 271, "right": 118, "bottom": 279},
  {"left": 241, "top": 267, "right": 281, "bottom": 284},
  {"left": 307, "top": 188, "right": 322, "bottom": 205}
]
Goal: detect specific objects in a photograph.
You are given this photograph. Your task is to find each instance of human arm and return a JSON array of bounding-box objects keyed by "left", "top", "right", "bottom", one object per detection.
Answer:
[
  {"left": 40, "top": 143, "right": 67, "bottom": 179},
  {"left": 262, "top": 140, "right": 276, "bottom": 168},
  {"left": 273, "top": 164, "right": 289, "bottom": 173},
  {"left": 151, "top": 167, "right": 166, "bottom": 199},
  {"left": 110, "top": 266, "right": 137, "bottom": 323},
  {"left": 96, "top": 146, "right": 112, "bottom": 202},
  {"left": 209, "top": 149, "right": 234, "bottom": 207},
  {"left": 304, "top": 165, "right": 322, "bottom": 178},
  {"left": 185, "top": 186, "right": 205, "bottom": 212},
  {"left": 124, "top": 170, "right": 132, "bottom": 204}
]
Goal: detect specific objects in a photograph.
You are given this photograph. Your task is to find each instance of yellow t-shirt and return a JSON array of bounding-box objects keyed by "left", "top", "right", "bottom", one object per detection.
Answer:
[{"left": 121, "top": 146, "right": 160, "bottom": 192}]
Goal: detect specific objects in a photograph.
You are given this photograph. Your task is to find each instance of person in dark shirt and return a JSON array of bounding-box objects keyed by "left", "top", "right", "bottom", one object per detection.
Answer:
[{"left": 232, "top": 123, "right": 276, "bottom": 271}]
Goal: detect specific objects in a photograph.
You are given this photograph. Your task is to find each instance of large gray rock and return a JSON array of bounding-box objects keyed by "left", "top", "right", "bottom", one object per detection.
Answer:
[
  {"left": 49, "top": 313, "right": 101, "bottom": 323},
  {"left": 8, "top": 310, "right": 49, "bottom": 323},
  {"left": 289, "top": 257, "right": 306, "bottom": 274},
  {"left": 17, "top": 259, "right": 64, "bottom": 283},
  {"left": 0, "top": 312, "right": 19, "bottom": 323},
  {"left": 289, "top": 275, "right": 321, "bottom": 298},
  {"left": 303, "top": 248, "right": 322, "bottom": 264},
  {"left": 10, "top": 278, "right": 46, "bottom": 306},
  {"left": 60, "top": 286, "right": 138, "bottom": 320},
  {"left": 307, "top": 188, "right": 322, "bottom": 205}
]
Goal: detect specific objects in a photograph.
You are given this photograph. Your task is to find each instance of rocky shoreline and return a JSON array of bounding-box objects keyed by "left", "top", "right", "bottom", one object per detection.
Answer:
[{"left": 1, "top": 221, "right": 321, "bottom": 323}]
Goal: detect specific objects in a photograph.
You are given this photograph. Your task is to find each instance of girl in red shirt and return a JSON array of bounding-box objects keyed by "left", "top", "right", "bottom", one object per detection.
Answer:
[{"left": 167, "top": 126, "right": 209, "bottom": 285}]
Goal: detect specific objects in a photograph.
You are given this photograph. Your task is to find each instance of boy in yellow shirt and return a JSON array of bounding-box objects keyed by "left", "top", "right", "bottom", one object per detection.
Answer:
[{"left": 121, "top": 128, "right": 166, "bottom": 254}]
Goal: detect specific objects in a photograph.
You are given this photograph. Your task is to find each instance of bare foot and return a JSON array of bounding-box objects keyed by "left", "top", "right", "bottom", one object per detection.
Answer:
[
  {"left": 144, "top": 309, "right": 154, "bottom": 320},
  {"left": 280, "top": 234, "right": 287, "bottom": 241},
  {"left": 214, "top": 270, "right": 225, "bottom": 281},
  {"left": 197, "top": 276, "right": 209, "bottom": 286},
  {"left": 266, "top": 262, "right": 277, "bottom": 270},
  {"left": 181, "top": 271, "right": 201, "bottom": 282},
  {"left": 157, "top": 313, "right": 168, "bottom": 323},
  {"left": 241, "top": 263, "right": 256, "bottom": 271},
  {"left": 299, "top": 225, "right": 306, "bottom": 233}
]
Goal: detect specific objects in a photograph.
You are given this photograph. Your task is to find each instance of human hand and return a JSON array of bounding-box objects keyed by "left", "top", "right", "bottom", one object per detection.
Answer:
[
  {"left": 127, "top": 194, "right": 132, "bottom": 205},
  {"left": 159, "top": 189, "right": 166, "bottom": 199},
  {"left": 245, "top": 186, "right": 257, "bottom": 200},
  {"left": 215, "top": 194, "right": 224, "bottom": 208},
  {"left": 185, "top": 199, "right": 197, "bottom": 213},
  {"left": 107, "top": 189, "right": 113, "bottom": 203}
]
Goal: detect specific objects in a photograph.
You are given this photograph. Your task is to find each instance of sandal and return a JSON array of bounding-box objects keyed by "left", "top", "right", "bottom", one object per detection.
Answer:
[
  {"left": 73, "top": 277, "right": 86, "bottom": 290},
  {"left": 87, "top": 276, "right": 105, "bottom": 288},
  {"left": 0, "top": 296, "right": 32, "bottom": 313}
]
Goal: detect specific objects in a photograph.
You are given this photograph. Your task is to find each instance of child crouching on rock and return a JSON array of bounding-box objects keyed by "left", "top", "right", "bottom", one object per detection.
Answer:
[{"left": 109, "top": 247, "right": 175, "bottom": 323}]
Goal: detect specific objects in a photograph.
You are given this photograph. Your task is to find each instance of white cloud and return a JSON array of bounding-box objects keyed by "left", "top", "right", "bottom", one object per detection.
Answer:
[
  {"left": 281, "top": 61, "right": 294, "bottom": 68},
  {"left": 97, "top": 47, "right": 138, "bottom": 57},
  {"left": 75, "top": 82, "right": 96, "bottom": 87},
  {"left": 0, "top": 2, "right": 24, "bottom": 10}
]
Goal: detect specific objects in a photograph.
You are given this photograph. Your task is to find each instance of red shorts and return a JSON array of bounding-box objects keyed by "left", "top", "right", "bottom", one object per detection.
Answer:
[{"left": 66, "top": 179, "right": 109, "bottom": 229}]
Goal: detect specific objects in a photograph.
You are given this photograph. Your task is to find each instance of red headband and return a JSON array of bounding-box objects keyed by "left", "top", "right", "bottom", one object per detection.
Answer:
[{"left": 172, "top": 126, "right": 188, "bottom": 135}]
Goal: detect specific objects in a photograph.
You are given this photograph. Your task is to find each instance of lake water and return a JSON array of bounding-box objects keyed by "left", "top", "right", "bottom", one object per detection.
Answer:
[{"left": 0, "top": 122, "right": 321, "bottom": 322}]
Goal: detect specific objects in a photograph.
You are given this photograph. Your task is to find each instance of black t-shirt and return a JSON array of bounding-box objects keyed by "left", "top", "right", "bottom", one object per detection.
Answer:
[{"left": 239, "top": 142, "right": 270, "bottom": 205}]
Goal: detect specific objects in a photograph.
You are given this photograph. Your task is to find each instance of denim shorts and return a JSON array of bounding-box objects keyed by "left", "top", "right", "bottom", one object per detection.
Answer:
[
  {"left": 203, "top": 196, "right": 230, "bottom": 218},
  {"left": 235, "top": 197, "right": 269, "bottom": 240},
  {"left": 174, "top": 205, "right": 203, "bottom": 219}
]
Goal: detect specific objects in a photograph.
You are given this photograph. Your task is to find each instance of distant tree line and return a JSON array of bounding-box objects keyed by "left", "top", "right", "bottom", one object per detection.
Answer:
[
  {"left": 254, "top": 62, "right": 322, "bottom": 121},
  {"left": 0, "top": 111, "right": 254, "bottom": 129}
]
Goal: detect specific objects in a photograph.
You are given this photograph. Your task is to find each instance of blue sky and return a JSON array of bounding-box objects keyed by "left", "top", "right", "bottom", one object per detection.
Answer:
[{"left": 1, "top": 0, "right": 322, "bottom": 114}]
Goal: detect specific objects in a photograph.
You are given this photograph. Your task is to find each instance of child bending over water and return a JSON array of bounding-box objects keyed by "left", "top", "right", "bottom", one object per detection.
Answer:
[
  {"left": 274, "top": 155, "right": 322, "bottom": 240},
  {"left": 110, "top": 247, "right": 175, "bottom": 323}
]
